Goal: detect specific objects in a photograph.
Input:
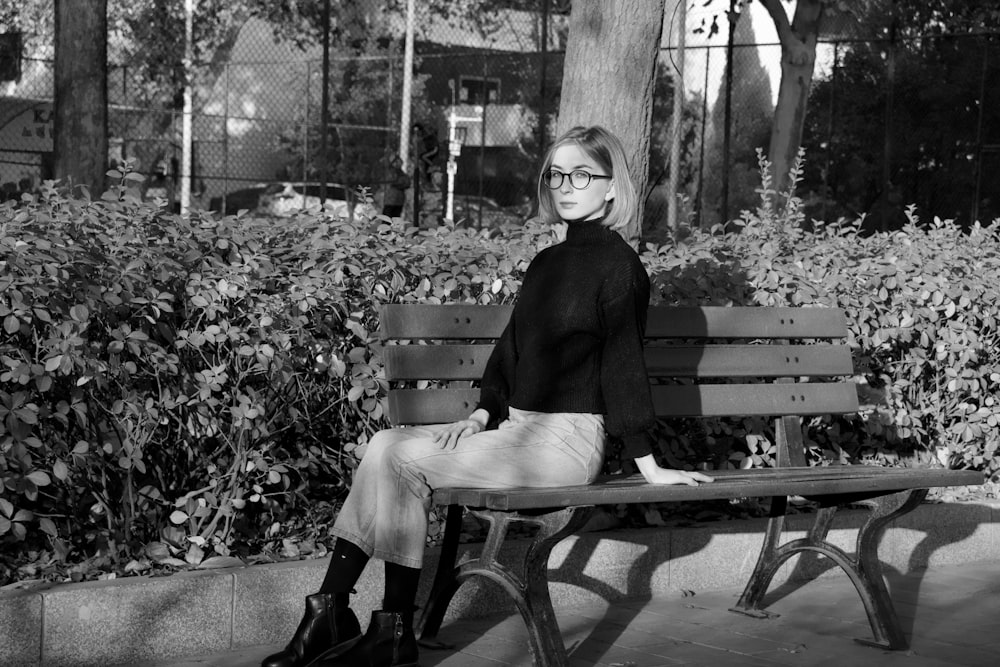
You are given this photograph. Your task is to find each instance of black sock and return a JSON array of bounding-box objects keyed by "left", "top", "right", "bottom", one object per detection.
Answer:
[
  {"left": 383, "top": 561, "right": 421, "bottom": 613},
  {"left": 318, "top": 538, "right": 369, "bottom": 598}
]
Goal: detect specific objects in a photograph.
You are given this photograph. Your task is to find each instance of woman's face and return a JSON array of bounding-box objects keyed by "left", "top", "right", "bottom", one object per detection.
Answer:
[{"left": 546, "top": 143, "right": 615, "bottom": 222}]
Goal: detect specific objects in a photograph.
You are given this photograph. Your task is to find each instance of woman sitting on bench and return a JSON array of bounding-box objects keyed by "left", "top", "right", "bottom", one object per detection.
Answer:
[{"left": 262, "top": 125, "right": 713, "bottom": 667}]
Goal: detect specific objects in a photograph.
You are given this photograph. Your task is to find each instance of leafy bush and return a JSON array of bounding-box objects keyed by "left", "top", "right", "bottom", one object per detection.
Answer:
[
  {"left": 0, "top": 173, "right": 535, "bottom": 585},
  {"left": 642, "top": 152, "right": 1000, "bottom": 478},
  {"left": 2, "top": 160, "right": 996, "bottom": 587}
]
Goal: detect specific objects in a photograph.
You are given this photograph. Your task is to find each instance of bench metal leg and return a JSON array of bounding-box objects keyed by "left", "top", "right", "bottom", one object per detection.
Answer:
[
  {"left": 417, "top": 504, "right": 465, "bottom": 643},
  {"left": 417, "top": 504, "right": 594, "bottom": 667},
  {"left": 731, "top": 488, "right": 927, "bottom": 650}
]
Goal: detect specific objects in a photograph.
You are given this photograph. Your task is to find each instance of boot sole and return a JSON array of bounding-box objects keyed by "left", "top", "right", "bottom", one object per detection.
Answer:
[{"left": 304, "top": 633, "right": 364, "bottom": 665}]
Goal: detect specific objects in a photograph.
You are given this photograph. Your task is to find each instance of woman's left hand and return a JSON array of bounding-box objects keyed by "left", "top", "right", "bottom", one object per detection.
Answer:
[{"left": 634, "top": 454, "right": 714, "bottom": 486}]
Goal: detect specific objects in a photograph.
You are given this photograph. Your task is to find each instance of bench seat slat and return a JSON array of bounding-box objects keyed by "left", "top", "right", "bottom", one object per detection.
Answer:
[
  {"left": 384, "top": 344, "right": 855, "bottom": 381},
  {"left": 385, "top": 382, "right": 859, "bottom": 426},
  {"left": 432, "top": 467, "right": 984, "bottom": 510},
  {"left": 380, "top": 304, "right": 848, "bottom": 341}
]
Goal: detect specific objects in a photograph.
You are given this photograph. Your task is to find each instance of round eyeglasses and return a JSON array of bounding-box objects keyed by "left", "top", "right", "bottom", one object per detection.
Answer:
[{"left": 541, "top": 169, "right": 612, "bottom": 190}]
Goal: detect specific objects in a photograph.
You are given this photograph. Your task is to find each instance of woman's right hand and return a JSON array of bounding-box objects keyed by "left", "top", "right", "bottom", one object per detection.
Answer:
[{"left": 431, "top": 409, "right": 490, "bottom": 450}]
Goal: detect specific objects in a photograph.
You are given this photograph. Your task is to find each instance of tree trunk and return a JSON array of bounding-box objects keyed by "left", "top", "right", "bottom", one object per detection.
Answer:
[
  {"left": 558, "top": 0, "right": 666, "bottom": 243},
  {"left": 54, "top": 0, "right": 108, "bottom": 198},
  {"left": 764, "top": 0, "right": 822, "bottom": 198}
]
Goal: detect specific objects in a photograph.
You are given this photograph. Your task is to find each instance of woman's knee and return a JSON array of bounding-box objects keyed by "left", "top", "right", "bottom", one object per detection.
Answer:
[{"left": 355, "top": 428, "right": 401, "bottom": 461}]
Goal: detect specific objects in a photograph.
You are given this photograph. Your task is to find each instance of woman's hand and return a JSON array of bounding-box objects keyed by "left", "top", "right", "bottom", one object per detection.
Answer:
[
  {"left": 431, "top": 409, "right": 490, "bottom": 450},
  {"left": 634, "top": 454, "right": 713, "bottom": 486}
]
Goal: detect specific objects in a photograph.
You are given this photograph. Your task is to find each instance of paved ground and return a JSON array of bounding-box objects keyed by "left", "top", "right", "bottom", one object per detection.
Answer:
[{"left": 144, "top": 559, "right": 1000, "bottom": 667}]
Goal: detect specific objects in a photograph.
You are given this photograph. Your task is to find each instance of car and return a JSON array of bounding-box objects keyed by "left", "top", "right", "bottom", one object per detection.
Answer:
[
  {"left": 209, "top": 182, "right": 376, "bottom": 219},
  {"left": 209, "top": 184, "right": 268, "bottom": 216},
  {"left": 257, "top": 182, "right": 376, "bottom": 219}
]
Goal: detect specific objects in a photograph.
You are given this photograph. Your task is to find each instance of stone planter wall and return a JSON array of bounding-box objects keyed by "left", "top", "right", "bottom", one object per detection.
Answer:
[{"left": 2, "top": 500, "right": 997, "bottom": 666}]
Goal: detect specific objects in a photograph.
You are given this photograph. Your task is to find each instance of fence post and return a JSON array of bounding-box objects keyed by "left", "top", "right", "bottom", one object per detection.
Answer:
[
  {"left": 696, "top": 48, "right": 710, "bottom": 229},
  {"left": 399, "top": 0, "right": 415, "bottom": 172},
  {"left": 972, "top": 39, "right": 988, "bottom": 224},
  {"left": 881, "top": 7, "right": 897, "bottom": 233},
  {"left": 180, "top": 0, "right": 193, "bottom": 214},
  {"left": 320, "top": 0, "right": 330, "bottom": 204},
  {"left": 667, "top": 0, "right": 686, "bottom": 235},
  {"left": 222, "top": 61, "right": 230, "bottom": 214}
]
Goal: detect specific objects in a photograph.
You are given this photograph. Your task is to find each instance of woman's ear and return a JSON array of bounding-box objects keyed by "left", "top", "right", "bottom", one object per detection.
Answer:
[{"left": 605, "top": 180, "right": 616, "bottom": 201}]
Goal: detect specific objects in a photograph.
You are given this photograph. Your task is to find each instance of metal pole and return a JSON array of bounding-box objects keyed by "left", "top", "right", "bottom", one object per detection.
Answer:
[
  {"left": 222, "top": 62, "right": 230, "bottom": 213},
  {"left": 538, "top": 0, "right": 549, "bottom": 157},
  {"left": 303, "top": 60, "right": 310, "bottom": 185},
  {"left": 667, "top": 0, "right": 686, "bottom": 234},
  {"left": 720, "top": 0, "right": 737, "bottom": 227},
  {"left": 180, "top": 0, "right": 194, "bottom": 214},
  {"left": 696, "top": 48, "right": 709, "bottom": 229},
  {"left": 399, "top": 0, "right": 416, "bottom": 171},
  {"left": 882, "top": 1, "right": 896, "bottom": 232},
  {"left": 320, "top": 0, "right": 330, "bottom": 204},
  {"left": 822, "top": 42, "right": 839, "bottom": 224},
  {"left": 446, "top": 109, "right": 457, "bottom": 221},
  {"left": 971, "top": 40, "right": 988, "bottom": 224},
  {"left": 445, "top": 109, "right": 482, "bottom": 222},
  {"left": 412, "top": 130, "right": 421, "bottom": 226},
  {"left": 479, "top": 59, "right": 487, "bottom": 229}
]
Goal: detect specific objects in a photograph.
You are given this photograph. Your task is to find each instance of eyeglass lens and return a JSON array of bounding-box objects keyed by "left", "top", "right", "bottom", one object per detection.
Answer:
[{"left": 544, "top": 169, "right": 602, "bottom": 190}]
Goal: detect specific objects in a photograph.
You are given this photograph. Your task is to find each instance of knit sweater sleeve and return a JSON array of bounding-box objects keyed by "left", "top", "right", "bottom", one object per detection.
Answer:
[
  {"left": 600, "top": 265, "right": 656, "bottom": 460},
  {"left": 476, "top": 314, "right": 516, "bottom": 425}
]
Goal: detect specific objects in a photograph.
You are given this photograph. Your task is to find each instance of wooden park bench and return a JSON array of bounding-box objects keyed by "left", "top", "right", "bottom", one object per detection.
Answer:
[{"left": 378, "top": 303, "right": 983, "bottom": 667}]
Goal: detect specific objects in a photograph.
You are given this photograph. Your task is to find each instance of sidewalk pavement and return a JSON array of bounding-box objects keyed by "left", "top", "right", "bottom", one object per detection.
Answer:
[{"left": 142, "top": 558, "right": 1000, "bottom": 667}]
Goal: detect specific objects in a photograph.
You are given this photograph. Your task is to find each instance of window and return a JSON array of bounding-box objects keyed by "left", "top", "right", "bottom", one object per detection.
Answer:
[
  {"left": 458, "top": 77, "right": 500, "bottom": 105},
  {"left": 0, "top": 32, "right": 22, "bottom": 81}
]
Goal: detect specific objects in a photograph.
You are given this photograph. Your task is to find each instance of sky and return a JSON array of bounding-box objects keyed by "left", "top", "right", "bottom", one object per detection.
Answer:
[{"left": 671, "top": 0, "right": 786, "bottom": 108}]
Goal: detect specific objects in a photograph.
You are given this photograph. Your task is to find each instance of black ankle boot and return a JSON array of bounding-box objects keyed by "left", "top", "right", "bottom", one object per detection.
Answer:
[
  {"left": 314, "top": 610, "right": 418, "bottom": 667},
  {"left": 261, "top": 594, "right": 362, "bottom": 667}
]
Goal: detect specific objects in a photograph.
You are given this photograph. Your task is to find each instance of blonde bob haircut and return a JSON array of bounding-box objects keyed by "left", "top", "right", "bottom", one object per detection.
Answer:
[{"left": 536, "top": 125, "right": 637, "bottom": 233}]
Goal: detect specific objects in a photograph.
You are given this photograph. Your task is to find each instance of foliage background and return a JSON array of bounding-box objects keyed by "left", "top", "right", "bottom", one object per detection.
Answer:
[
  {"left": 1, "top": 168, "right": 997, "bottom": 587},
  {"left": 5, "top": 1, "right": 999, "bottom": 233}
]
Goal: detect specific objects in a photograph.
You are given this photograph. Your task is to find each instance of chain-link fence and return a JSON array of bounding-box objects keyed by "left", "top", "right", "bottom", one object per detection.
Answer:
[
  {"left": 803, "top": 33, "right": 1000, "bottom": 231},
  {"left": 1, "top": 8, "right": 401, "bottom": 216},
  {"left": 665, "top": 1, "right": 1000, "bottom": 231},
  {"left": 1, "top": 1, "right": 996, "bottom": 229}
]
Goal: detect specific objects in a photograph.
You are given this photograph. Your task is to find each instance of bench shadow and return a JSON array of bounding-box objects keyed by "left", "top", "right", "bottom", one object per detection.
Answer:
[
  {"left": 425, "top": 251, "right": 989, "bottom": 660},
  {"left": 757, "top": 502, "right": 989, "bottom": 639},
  {"left": 546, "top": 500, "right": 991, "bottom": 661},
  {"left": 418, "top": 525, "right": 712, "bottom": 660}
]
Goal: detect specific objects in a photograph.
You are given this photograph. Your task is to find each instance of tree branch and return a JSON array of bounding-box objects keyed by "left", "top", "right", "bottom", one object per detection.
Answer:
[{"left": 759, "top": 0, "right": 792, "bottom": 41}]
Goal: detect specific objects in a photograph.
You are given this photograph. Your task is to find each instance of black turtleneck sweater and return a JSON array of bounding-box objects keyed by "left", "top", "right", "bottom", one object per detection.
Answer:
[{"left": 477, "top": 217, "right": 655, "bottom": 460}]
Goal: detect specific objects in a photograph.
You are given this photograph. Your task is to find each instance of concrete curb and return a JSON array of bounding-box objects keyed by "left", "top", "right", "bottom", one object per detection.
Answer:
[{"left": 2, "top": 500, "right": 997, "bottom": 666}]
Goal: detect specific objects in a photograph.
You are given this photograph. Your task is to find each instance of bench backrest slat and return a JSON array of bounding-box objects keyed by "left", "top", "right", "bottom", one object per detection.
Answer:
[
  {"left": 384, "top": 344, "right": 854, "bottom": 381},
  {"left": 650, "top": 383, "right": 858, "bottom": 418},
  {"left": 645, "top": 344, "right": 852, "bottom": 376},
  {"left": 387, "top": 388, "right": 481, "bottom": 425},
  {"left": 385, "top": 382, "right": 858, "bottom": 426},
  {"left": 383, "top": 345, "right": 494, "bottom": 381},
  {"left": 645, "top": 306, "right": 848, "bottom": 339},
  {"left": 381, "top": 304, "right": 513, "bottom": 340},
  {"left": 380, "top": 304, "right": 848, "bottom": 341}
]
